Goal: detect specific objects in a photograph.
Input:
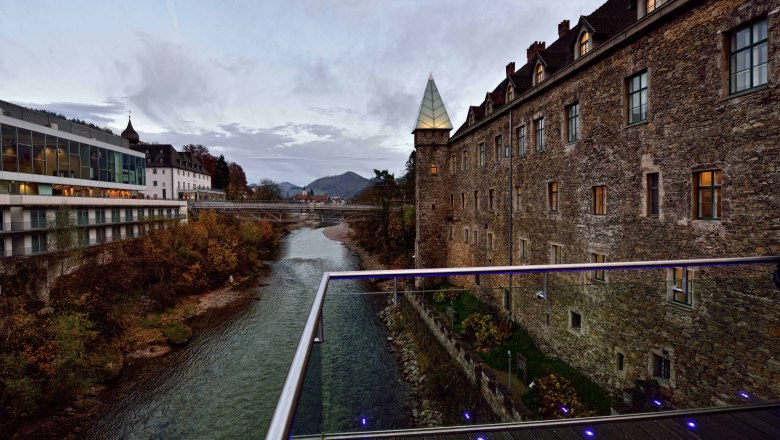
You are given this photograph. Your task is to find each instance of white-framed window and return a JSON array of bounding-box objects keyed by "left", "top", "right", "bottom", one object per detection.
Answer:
[{"left": 668, "top": 268, "right": 694, "bottom": 307}]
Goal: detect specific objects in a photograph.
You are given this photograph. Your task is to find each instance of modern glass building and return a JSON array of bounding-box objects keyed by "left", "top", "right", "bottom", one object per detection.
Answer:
[{"left": 0, "top": 100, "right": 187, "bottom": 257}]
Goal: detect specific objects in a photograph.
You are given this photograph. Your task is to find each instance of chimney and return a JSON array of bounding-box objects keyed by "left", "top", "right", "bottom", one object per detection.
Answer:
[
  {"left": 527, "top": 41, "right": 546, "bottom": 62},
  {"left": 558, "top": 20, "right": 570, "bottom": 37},
  {"left": 506, "top": 62, "right": 516, "bottom": 76}
]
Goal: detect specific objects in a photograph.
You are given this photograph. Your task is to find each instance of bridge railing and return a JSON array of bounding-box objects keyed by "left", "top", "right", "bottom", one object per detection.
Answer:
[{"left": 266, "top": 256, "right": 780, "bottom": 440}]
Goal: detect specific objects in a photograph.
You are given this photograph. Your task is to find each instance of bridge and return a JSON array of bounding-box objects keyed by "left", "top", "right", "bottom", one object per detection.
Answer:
[{"left": 187, "top": 201, "right": 377, "bottom": 223}]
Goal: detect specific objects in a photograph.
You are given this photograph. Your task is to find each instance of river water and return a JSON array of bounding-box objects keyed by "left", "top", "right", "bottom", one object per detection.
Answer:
[{"left": 85, "top": 228, "right": 410, "bottom": 439}]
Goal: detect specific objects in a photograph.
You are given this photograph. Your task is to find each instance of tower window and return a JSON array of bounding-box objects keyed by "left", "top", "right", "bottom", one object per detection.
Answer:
[{"left": 430, "top": 163, "right": 438, "bottom": 175}]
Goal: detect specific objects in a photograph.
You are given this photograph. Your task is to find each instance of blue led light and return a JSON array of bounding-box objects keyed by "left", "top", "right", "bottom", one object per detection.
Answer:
[
  {"left": 476, "top": 437, "right": 486, "bottom": 440},
  {"left": 652, "top": 399, "right": 662, "bottom": 406},
  {"left": 584, "top": 429, "right": 595, "bottom": 437},
  {"left": 361, "top": 417, "right": 367, "bottom": 426},
  {"left": 686, "top": 421, "right": 697, "bottom": 429},
  {"left": 464, "top": 411, "right": 471, "bottom": 420},
  {"left": 739, "top": 391, "right": 750, "bottom": 399},
  {"left": 560, "top": 406, "right": 569, "bottom": 414}
]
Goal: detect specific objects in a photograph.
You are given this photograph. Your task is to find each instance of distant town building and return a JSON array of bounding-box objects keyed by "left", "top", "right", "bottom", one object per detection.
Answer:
[
  {"left": 0, "top": 101, "right": 187, "bottom": 256},
  {"left": 414, "top": 0, "right": 778, "bottom": 407}
]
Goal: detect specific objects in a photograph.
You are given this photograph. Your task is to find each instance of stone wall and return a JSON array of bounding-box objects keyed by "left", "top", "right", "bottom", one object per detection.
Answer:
[
  {"left": 416, "top": 0, "right": 780, "bottom": 407},
  {"left": 402, "top": 292, "right": 530, "bottom": 422}
]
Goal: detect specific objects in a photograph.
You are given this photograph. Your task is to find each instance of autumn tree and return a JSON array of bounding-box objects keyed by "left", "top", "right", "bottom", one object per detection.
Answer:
[
  {"left": 182, "top": 144, "right": 217, "bottom": 177},
  {"left": 226, "top": 162, "right": 248, "bottom": 200},
  {"left": 47, "top": 206, "right": 81, "bottom": 277},
  {"left": 254, "top": 178, "right": 282, "bottom": 201}
]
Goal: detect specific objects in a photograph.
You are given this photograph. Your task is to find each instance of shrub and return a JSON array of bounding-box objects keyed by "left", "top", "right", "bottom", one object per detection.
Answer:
[
  {"left": 161, "top": 321, "right": 192, "bottom": 345},
  {"left": 525, "top": 373, "right": 597, "bottom": 419},
  {"left": 461, "top": 313, "right": 504, "bottom": 351}
]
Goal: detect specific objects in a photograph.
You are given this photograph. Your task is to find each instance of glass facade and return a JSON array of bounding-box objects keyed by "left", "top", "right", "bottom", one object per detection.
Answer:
[{"left": 0, "top": 122, "right": 146, "bottom": 186}]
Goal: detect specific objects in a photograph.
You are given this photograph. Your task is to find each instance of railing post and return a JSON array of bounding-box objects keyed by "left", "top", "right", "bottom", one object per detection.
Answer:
[{"left": 393, "top": 277, "right": 398, "bottom": 306}]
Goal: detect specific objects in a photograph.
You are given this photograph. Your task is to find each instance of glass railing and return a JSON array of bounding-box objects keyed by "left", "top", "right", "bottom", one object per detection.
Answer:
[{"left": 268, "top": 257, "right": 780, "bottom": 440}]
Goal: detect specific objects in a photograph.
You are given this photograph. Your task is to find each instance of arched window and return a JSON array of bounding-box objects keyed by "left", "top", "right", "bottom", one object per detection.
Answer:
[
  {"left": 535, "top": 64, "right": 544, "bottom": 84},
  {"left": 579, "top": 32, "right": 590, "bottom": 57},
  {"left": 430, "top": 163, "right": 438, "bottom": 175},
  {"left": 506, "top": 85, "right": 514, "bottom": 101}
]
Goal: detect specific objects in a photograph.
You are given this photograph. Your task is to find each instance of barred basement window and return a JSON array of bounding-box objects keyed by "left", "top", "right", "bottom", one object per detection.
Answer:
[
  {"left": 652, "top": 353, "right": 671, "bottom": 380},
  {"left": 730, "top": 19, "right": 768, "bottom": 94}
]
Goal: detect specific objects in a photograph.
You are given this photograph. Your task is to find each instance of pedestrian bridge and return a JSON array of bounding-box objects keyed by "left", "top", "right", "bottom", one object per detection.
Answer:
[{"left": 188, "top": 201, "right": 376, "bottom": 223}]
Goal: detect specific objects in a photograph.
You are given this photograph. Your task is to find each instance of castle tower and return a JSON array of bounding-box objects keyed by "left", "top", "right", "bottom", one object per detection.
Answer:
[{"left": 413, "top": 74, "right": 452, "bottom": 284}]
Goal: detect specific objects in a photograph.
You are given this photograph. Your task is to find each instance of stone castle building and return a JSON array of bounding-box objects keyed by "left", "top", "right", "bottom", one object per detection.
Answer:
[{"left": 413, "top": 0, "right": 779, "bottom": 407}]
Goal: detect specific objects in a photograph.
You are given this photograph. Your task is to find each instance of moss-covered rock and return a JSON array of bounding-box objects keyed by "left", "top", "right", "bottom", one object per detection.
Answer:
[{"left": 160, "top": 321, "right": 192, "bottom": 345}]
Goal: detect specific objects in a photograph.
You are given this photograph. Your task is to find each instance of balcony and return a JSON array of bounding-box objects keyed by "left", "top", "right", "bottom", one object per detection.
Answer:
[{"left": 267, "top": 256, "right": 780, "bottom": 440}]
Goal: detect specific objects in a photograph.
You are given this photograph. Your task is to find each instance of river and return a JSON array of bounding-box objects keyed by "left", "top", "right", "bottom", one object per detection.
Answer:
[{"left": 85, "top": 227, "right": 410, "bottom": 439}]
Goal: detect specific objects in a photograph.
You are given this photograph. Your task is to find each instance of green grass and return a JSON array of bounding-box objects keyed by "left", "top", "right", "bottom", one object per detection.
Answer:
[{"left": 425, "top": 283, "right": 612, "bottom": 416}]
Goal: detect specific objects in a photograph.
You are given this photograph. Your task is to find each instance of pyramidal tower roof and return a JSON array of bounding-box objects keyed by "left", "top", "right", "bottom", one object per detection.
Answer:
[{"left": 413, "top": 74, "right": 453, "bottom": 131}]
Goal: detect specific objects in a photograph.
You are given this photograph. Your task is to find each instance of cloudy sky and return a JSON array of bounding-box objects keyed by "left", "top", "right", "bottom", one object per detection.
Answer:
[{"left": 0, "top": 0, "right": 604, "bottom": 186}]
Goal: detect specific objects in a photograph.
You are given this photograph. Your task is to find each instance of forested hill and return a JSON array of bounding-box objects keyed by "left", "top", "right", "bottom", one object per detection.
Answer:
[{"left": 306, "top": 171, "right": 370, "bottom": 198}]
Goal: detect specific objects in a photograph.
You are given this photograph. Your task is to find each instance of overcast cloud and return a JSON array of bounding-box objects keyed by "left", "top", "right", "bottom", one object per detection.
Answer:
[{"left": 0, "top": 0, "right": 604, "bottom": 185}]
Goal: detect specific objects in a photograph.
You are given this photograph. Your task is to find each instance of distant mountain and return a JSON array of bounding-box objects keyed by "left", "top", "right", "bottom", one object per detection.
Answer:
[
  {"left": 306, "top": 171, "right": 370, "bottom": 198},
  {"left": 278, "top": 181, "right": 303, "bottom": 198}
]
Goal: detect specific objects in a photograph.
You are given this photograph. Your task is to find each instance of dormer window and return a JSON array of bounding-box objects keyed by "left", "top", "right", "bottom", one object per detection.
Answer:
[
  {"left": 469, "top": 113, "right": 475, "bottom": 126},
  {"left": 486, "top": 101, "right": 493, "bottom": 115},
  {"left": 578, "top": 31, "right": 591, "bottom": 57},
  {"left": 506, "top": 85, "right": 514, "bottom": 101},
  {"left": 535, "top": 63, "right": 544, "bottom": 84}
]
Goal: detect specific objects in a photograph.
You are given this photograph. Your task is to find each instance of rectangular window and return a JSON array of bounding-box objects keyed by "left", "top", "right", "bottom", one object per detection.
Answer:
[
  {"left": 551, "top": 244, "right": 563, "bottom": 264},
  {"left": 30, "top": 209, "right": 46, "bottom": 229},
  {"left": 138, "top": 209, "right": 144, "bottom": 221},
  {"left": 627, "top": 71, "right": 648, "bottom": 124},
  {"left": 450, "top": 194, "right": 454, "bottom": 209},
  {"left": 647, "top": 173, "right": 659, "bottom": 217},
  {"left": 479, "top": 142, "right": 485, "bottom": 166},
  {"left": 474, "top": 191, "right": 479, "bottom": 211},
  {"left": 487, "top": 232, "right": 493, "bottom": 250},
  {"left": 514, "top": 187, "right": 521, "bottom": 211},
  {"left": 494, "top": 135, "right": 503, "bottom": 161},
  {"left": 464, "top": 228, "right": 469, "bottom": 243},
  {"left": 519, "top": 238, "right": 528, "bottom": 260},
  {"left": 78, "top": 229, "right": 90, "bottom": 246},
  {"left": 473, "top": 229, "right": 478, "bottom": 246},
  {"left": 449, "top": 226, "right": 453, "bottom": 241},
  {"left": 591, "top": 253, "right": 606, "bottom": 282},
  {"left": 593, "top": 185, "right": 607, "bottom": 215},
  {"left": 112, "top": 209, "right": 120, "bottom": 223},
  {"left": 566, "top": 103, "right": 580, "bottom": 143},
  {"left": 488, "top": 189, "right": 494, "bottom": 211},
  {"left": 570, "top": 311, "right": 582, "bottom": 331},
  {"left": 462, "top": 150, "right": 470, "bottom": 171},
  {"left": 616, "top": 353, "right": 625, "bottom": 371},
  {"left": 548, "top": 181, "right": 559, "bottom": 212},
  {"left": 96, "top": 228, "right": 106, "bottom": 244},
  {"left": 695, "top": 170, "right": 722, "bottom": 219},
  {"left": 652, "top": 353, "right": 671, "bottom": 380},
  {"left": 77, "top": 209, "right": 89, "bottom": 226},
  {"left": 730, "top": 19, "right": 768, "bottom": 94},
  {"left": 535, "top": 118, "right": 545, "bottom": 151},
  {"left": 461, "top": 192, "right": 466, "bottom": 209},
  {"left": 516, "top": 126, "right": 526, "bottom": 156},
  {"left": 671, "top": 267, "right": 694, "bottom": 306},
  {"left": 450, "top": 155, "right": 456, "bottom": 174},
  {"left": 111, "top": 225, "right": 122, "bottom": 241},
  {"left": 95, "top": 210, "right": 106, "bottom": 225},
  {"left": 31, "top": 233, "right": 47, "bottom": 254}
]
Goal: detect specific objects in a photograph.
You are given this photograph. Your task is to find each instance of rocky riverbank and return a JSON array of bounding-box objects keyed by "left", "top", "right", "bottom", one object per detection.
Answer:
[{"left": 323, "top": 223, "right": 445, "bottom": 428}]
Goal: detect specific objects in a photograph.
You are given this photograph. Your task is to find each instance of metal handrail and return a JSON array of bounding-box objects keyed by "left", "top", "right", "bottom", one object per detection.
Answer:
[{"left": 265, "top": 255, "right": 780, "bottom": 440}]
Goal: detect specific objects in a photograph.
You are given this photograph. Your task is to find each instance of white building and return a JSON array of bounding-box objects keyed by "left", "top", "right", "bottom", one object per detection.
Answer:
[{"left": 130, "top": 143, "right": 221, "bottom": 200}]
